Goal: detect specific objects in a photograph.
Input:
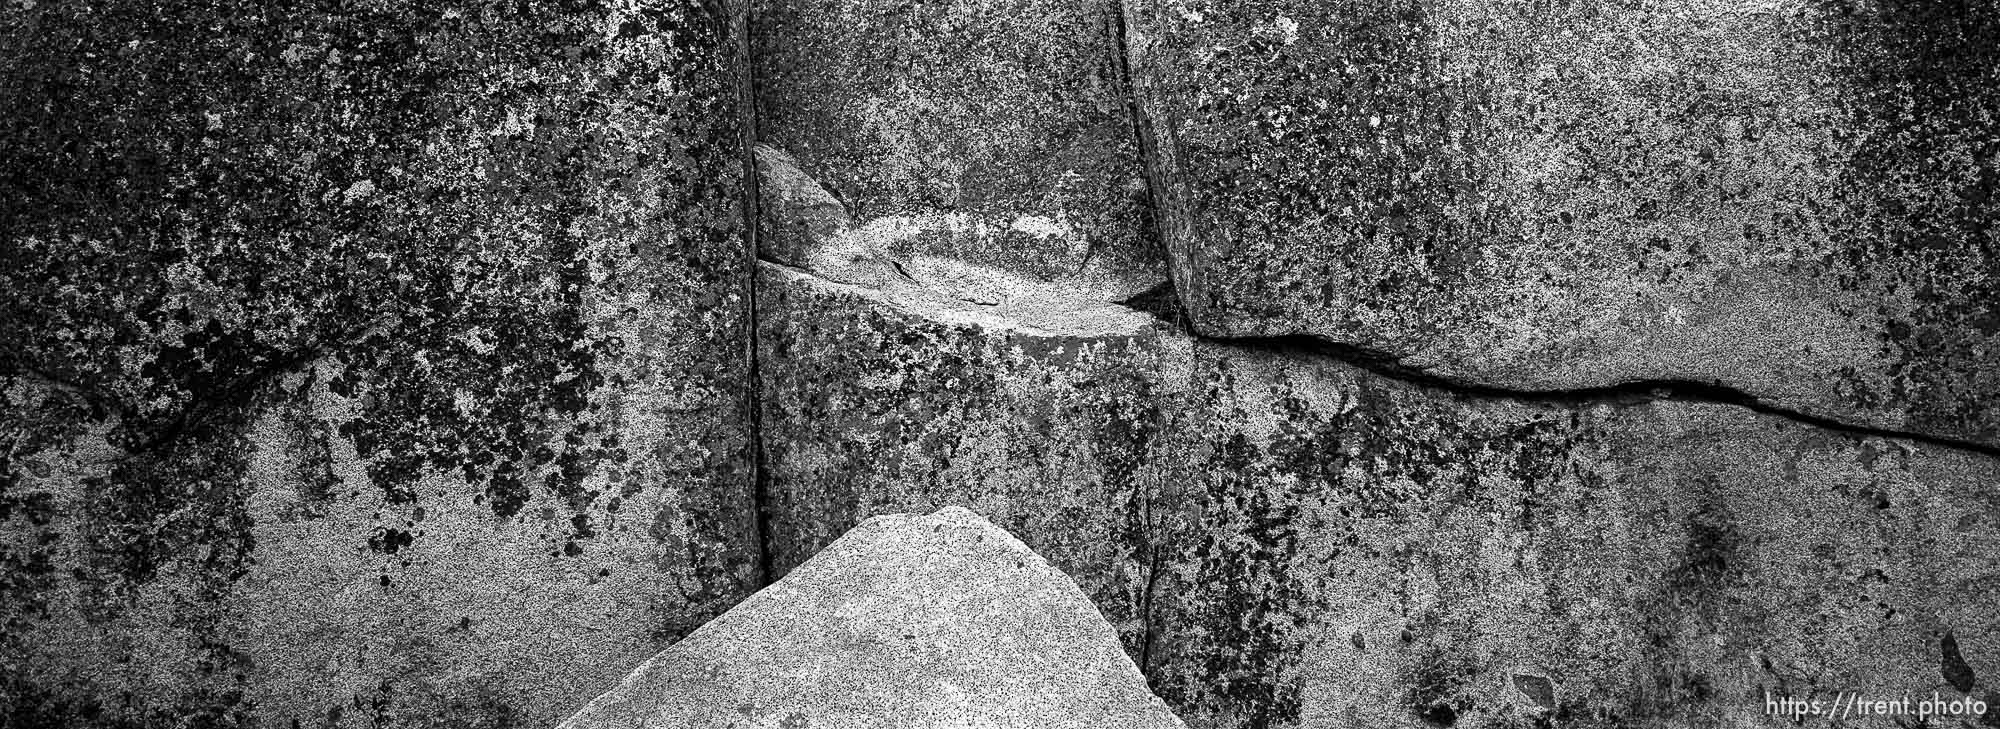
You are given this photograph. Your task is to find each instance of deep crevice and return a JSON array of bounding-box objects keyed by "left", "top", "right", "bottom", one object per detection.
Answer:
[
  {"left": 733, "top": 0, "right": 777, "bottom": 591},
  {"left": 1115, "top": 279, "right": 1184, "bottom": 323},
  {"left": 1218, "top": 332, "right": 2000, "bottom": 460}
]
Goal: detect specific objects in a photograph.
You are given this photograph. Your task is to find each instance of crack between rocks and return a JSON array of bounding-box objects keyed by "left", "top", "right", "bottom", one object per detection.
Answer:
[
  {"left": 738, "top": 3, "right": 2000, "bottom": 704},
  {"left": 1215, "top": 333, "right": 2000, "bottom": 460},
  {"left": 762, "top": 245, "right": 2000, "bottom": 462},
  {"left": 733, "top": 0, "right": 777, "bottom": 591},
  {"left": 1112, "top": 0, "right": 1184, "bottom": 688},
  {"left": 1093, "top": 5, "right": 1999, "bottom": 464},
  {"left": 1108, "top": 0, "right": 1177, "bottom": 687}
]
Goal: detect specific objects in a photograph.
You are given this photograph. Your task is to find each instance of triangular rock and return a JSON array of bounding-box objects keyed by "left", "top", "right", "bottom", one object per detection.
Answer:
[{"left": 558, "top": 506, "right": 1186, "bottom": 729}]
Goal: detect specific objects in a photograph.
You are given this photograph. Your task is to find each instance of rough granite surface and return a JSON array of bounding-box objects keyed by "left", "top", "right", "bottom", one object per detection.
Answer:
[
  {"left": 759, "top": 262, "right": 2000, "bottom": 729},
  {"left": 1122, "top": 0, "right": 2000, "bottom": 446},
  {"left": 556, "top": 506, "right": 1187, "bottom": 729},
  {"left": 0, "top": 1, "right": 760, "bottom": 727},
  {"left": 1145, "top": 346, "right": 2000, "bottom": 729},
  {"left": 6, "top": 0, "right": 2000, "bottom": 727},
  {"left": 752, "top": 0, "right": 1166, "bottom": 299},
  {"left": 756, "top": 262, "right": 1176, "bottom": 655}
]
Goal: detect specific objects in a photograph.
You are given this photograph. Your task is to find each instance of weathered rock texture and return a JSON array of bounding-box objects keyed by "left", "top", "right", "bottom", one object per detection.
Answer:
[
  {"left": 758, "top": 263, "right": 2000, "bottom": 729},
  {"left": 1122, "top": 0, "right": 2000, "bottom": 446},
  {"left": 8, "top": 0, "right": 2000, "bottom": 727},
  {"left": 557, "top": 506, "right": 1187, "bottom": 729},
  {"left": 0, "top": 1, "right": 759, "bottom": 726},
  {"left": 756, "top": 261, "right": 1176, "bottom": 650},
  {"left": 1144, "top": 350, "right": 2000, "bottom": 728},
  {"left": 752, "top": 0, "right": 1166, "bottom": 300}
]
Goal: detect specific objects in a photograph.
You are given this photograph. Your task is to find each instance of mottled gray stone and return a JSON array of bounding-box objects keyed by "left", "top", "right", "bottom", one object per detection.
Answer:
[
  {"left": 0, "top": 1, "right": 760, "bottom": 726},
  {"left": 755, "top": 261, "right": 1170, "bottom": 652},
  {"left": 557, "top": 506, "right": 1188, "bottom": 729},
  {"left": 752, "top": 0, "right": 1166, "bottom": 299},
  {"left": 757, "top": 262, "right": 2000, "bottom": 729},
  {"left": 1122, "top": 0, "right": 2000, "bottom": 445},
  {"left": 1144, "top": 346, "right": 2000, "bottom": 728},
  {"left": 7, "top": 0, "right": 1998, "bottom": 727}
]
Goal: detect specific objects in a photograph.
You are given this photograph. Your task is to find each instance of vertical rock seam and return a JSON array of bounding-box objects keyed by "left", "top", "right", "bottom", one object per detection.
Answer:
[
  {"left": 733, "top": 0, "right": 775, "bottom": 589},
  {"left": 1106, "top": 0, "right": 1172, "bottom": 686}
]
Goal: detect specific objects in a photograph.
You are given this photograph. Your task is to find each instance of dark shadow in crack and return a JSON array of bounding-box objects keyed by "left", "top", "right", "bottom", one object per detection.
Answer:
[{"left": 1218, "top": 333, "right": 2000, "bottom": 460}]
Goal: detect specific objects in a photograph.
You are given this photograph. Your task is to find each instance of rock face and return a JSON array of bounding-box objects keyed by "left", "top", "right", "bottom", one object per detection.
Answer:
[
  {"left": 1142, "top": 349, "right": 2000, "bottom": 728},
  {"left": 1122, "top": 0, "right": 2000, "bottom": 445},
  {"left": 9, "top": 0, "right": 2000, "bottom": 727},
  {"left": 557, "top": 506, "right": 1188, "bottom": 729},
  {"left": 755, "top": 261, "right": 1176, "bottom": 653},
  {"left": 757, "top": 262, "right": 2000, "bottom": 729},
  {"left": 0, "top": 1, "right": 760, "bottom": 727},
  {"left": 752, "top": 0, "right": 1166, "bottom": 300}
]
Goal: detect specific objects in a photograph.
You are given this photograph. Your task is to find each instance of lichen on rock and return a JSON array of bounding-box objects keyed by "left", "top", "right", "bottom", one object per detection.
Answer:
[
  {"left": 752, "top": 0, "right": 1167, "bottom": 299},
  {"left": 1121, "top": 0, "right": 2000, "bottom": 446},
  {"left": 0, "top": 1, "right": 762, "bottom": 726},
  {"left": 757, "top": 259, "right": 2000, "bottom": 729}
]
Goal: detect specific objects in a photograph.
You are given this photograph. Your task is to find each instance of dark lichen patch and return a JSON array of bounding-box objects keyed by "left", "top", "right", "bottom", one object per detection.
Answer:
[
  {"left": 369, "top": 527, "right": 417, "bottom": 555},
  {"left": 0, "top": 678, "right": 257, "bottom": 729},
  {"left": 0, "top": 383, "right": 99, "bottom": 644},
  {"left": 1816, "top": 0, "right": 2000, "bottom": 446},
  {"left": 327, "top": 303, "right": 611, "bottom": 524},
  {"left": 1, "top": 0, "right": 755, "bottom": 541},
  {"left": 60, "top": 402, "right": 260, "bottom": 607},
  {"left": 0, "top": 0, "right": 759, "bottom": 726}
]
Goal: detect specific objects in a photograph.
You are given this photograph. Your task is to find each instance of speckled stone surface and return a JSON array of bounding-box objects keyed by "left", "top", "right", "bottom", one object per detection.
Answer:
[
  {"left": 8, "top": 0, "right": 2000, "bottom": 726},
  {"left": 1122, "top": 0, "right": 2000, "bottom": 445},
  {"left": 0, "top": 1, "right": 759, "bottom": 726},
  {"left": 752, "top": 0, "right": 1166, "bottom": 297},
  {"left": 558, "top": 506, "right": 1187, "bottom": 729},
  {"left": 1145, "top": 346, "right": 2000, "bottom": 728},
  {"left": 755, "top": 261, "right": 1171, "bottom": 652},
  {"left": 758, "top": 263, "right": 2000, "bottom": 729}
]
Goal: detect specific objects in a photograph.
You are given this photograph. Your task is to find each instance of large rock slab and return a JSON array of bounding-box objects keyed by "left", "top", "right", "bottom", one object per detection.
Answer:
[
  {"left": 1121, "top": 0, "right": 2000, "bottom": 445},
  {"left": 752, "top": 0, "right": 1165, "bottom": 299},
  {"left": 557, "top": 506, "right": 1188, "bottom": 729},
  {"left": 0, "top": 1, "right": 759, "bottom": 726},
  {"left": 757, "top": 263, "right": 2000, "bottom": 728}
]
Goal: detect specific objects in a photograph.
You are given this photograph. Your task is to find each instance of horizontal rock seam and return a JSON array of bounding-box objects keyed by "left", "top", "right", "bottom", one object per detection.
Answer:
[
  {"left": 1088, "top": 0, "right": 2000, "bottom": 463},
  {"left": 1212, "top": 332, "right": 2000, "bottom": 461},
  {"left": 760, "top": 250, "right": 2000, "bottom": 463}
]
